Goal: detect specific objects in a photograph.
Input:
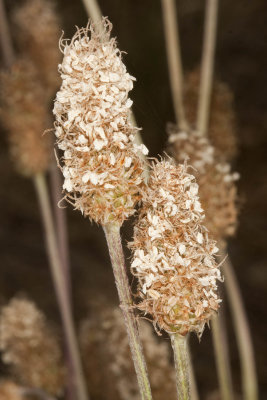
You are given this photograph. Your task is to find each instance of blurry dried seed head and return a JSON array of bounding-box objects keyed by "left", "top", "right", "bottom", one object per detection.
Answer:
[
  {"left": 130, "top": 159, "right": 222, "bottom": 336},
  {"left": 54, "top": 19, "right": 148, "bottom": 225},
  {"left": 79, "top": 301, "right": 176, "bottom": 400},
  {"left": 168, "top": 128, "right": 239, "bottom": 241},
  {"left": 0, "top": 298, "right": 65, "bottom": 396},
  {"left": 184, "top": 68, "right": 238, "bottom": 161},
  {"left": 0, "top": 381, "right": 22, "bottom": 400},
  {"left": 0, "top": 59, "right": 51, "bottom": 176},
  {"left": 13, "top": 0, "right": 61, "bottom": 97}
]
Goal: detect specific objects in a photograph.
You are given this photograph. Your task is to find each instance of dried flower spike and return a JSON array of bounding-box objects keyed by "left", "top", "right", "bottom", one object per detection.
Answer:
[
  {"left": 0, "top": 298, "right": 65, "bottom": 396},
  {"left": 54, "top": 18, "right": 147, "bottom": 225},
  {"left": 13, "top": 0, "right": 61, "bottom": 97},
  {"left": 184, "top": 68, "right": 238, "bottom": 161},
  {"left": 0, "top": 59, "right": 51, "bottom": 176},
  {"left": 168, "top": 127, "right": 239, "bottom": 241},
  {"left": 130, "top": 159, "right": 222, "bottom": 336}
]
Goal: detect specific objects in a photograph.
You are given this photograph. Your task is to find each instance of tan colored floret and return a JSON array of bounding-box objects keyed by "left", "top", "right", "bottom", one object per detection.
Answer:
[
  {"left": 130, "top": 160, "right": 222, "bottom": 336},
  {"left": 0, "top": 298, "right": 65, "bottom": 396},
  {"left": 54, "top": 19, "right": 147, "bottom": 225},
  {"left": 0, "top": 59, "right": 51, "bottom": 176},
  {"left": 13, "top": 0, "right": 61, "bottom": 97},
  {"left": 168, "top": 128, "right": 239, "bottom": 240},
  {"left": 0, "top": 381, "right": 22, "bottom": 400}
]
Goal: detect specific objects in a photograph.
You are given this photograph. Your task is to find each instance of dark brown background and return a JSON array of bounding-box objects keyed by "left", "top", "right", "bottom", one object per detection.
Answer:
[{"left": 0, "top": 0, "right": 266, "bottom": 398}]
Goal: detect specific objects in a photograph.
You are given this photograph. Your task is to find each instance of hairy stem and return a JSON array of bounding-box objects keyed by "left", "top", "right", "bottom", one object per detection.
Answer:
[
  {"left": 0, "top": 0, "right": 15, "bottom": 67},
  {"left": 211, "top": 313, "right": 234, "bottom": 400},
  {"left": 170, "top": 333, "right": 191, "bottom": 400},
  {"left": 34, "top": 173, "right": 89, "bottom": 400},
  {"left": 161, "top": 0, "right": 188, "bottom": 131},
  {"left": 188, "top": 347, "right": 199, "bottom": 400},
  {"left": 196, "top": 0, "right": 219, "bottom": 135},
  {"left": 222, "top": 254, "right": 258, "bottom": 400},
  {"left": 103, "top": 222, "right": 152, "bottom": 400}
]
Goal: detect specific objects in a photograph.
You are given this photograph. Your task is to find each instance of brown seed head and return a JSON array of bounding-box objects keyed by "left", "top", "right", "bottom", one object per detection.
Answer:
[
  {"left": 0, "top": 59, "right": 51, "bottom": 176},
  {"left": 53, "top": 19, "right": 148, "bottom": 225},
  {"left": 184, "top": 68, "right": 238, "bottom": 161},
  {"left": 130, "top": 159, "right": 222, "bottom": 336},
  {"left": 0, "top": 298, "right": 65, "bottom": 396},
  {"left": 13, "top": 0, "right": 61, "bottom": 97},
  {"left": 168, "top": 128, "right": 239, "bottom": 241}
]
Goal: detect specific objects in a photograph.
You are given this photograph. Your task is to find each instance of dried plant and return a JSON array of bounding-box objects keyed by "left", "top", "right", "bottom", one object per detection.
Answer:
[
  {"left": 54, "top": 19, "right": 147, "bottom": 225},
  {"left": 12, "top": 0, "right": 61, "bottom": 98},
  {"left": 80, "top": 301, "right": 176, "bottom": 400},
  {"left": 0, "top": 381, "right": 22, "bottom": 400},
  {"left": 0, "top": 298, "right": 65, "bottom": 396},
  {"left": 168, "top": 128, "right": 239, "bottom": 241},
  {"left": 0, "top": 59, "right": 51, "bottom": 176},
  {"left": 184, "top": 69, "right": 238, "bottom": 162},
  {"left": 130, "top": 159, "right": 221, "bottom": 336},
  {"left": 54, "top": 18, "right": 152, "bottom": 399}
]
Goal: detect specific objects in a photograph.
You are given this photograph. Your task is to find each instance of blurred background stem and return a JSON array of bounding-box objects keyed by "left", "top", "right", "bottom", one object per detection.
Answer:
[
  {"left": 34, "top": 173, "right": 89, "bottom": 400},
  {"left": 161, "top": 0, "right": 188, "bottom": 131},
  {"left": 0, "top": 0, "right": 15, "bottom": 67},
  {"left": 211, "top": 314, "right": 234, "bottom": 400},
  {"left": 196, "top": 0, "right": 219, "bottom": 136},
  {"left": 222, "top": 253, "right": 258, "bottom": 400}
]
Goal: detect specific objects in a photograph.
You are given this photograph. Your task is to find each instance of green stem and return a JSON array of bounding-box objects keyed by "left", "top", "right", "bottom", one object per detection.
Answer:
[
  {"left": 103, "top": 222, "right": 152, "bottom": 400},
  {"left": 196, "top": 0, "right": 219, "bottom": 135},
  {"left": 161, "top": 0, "right": 188, "bottom": 131},
  {"left": 211, "top": 314, "right": 234, "bottom": 400},
  {"left": 222, "top": 253, "right": 258, "bottom": 400},
  {"left": 34, "top": 173, "right": 89, "bottom": 400},
  {"left": 170, "top": 333, "right": 191, "bottom": 400}
]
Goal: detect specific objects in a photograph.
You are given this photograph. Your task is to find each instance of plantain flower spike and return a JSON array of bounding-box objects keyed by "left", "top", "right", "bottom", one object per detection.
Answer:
[
  {"left": 13, "top": 0, "right": 61, "bottom": 97},
  {"left": 168, "top": 127, "right": 239, "bottom": 241},
  {"left": 0, "top": 59, "right": 51, "bottom": 176},
  {"left": 130, "top": 159, "right": 222, "bottom": 336},
  {"left": 0, "top": 298, "right": 65, "bottom": 396},
  {"left": 53, "top": 19, "right": 148, "bottom": 225}
]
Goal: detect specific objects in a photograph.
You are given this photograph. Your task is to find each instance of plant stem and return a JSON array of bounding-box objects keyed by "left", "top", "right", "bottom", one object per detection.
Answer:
[
  {"left": 170, "top": 333, "right": 191, "bottom": 400},
  {"left": 211, "top": 313, "right": 234, "bottom": 400},
  {"left": 34, "top": 173, "right": 89, "bottom": 400},
  {"left": 188, "top": 348, "right": 199, "bottom": 400},
  {"left": 0, "top": 0, "right": 15, "bottom": 67},
  {"left": 103, "top": 222, "right": 152, "bottom": 400},
  {"left": 50, "top": 160, "right": 71, "bottom": 297},
  {"left": 161, "top": 0, "right": 188, "bottom": 131},
  {"left": 222, "top": 253, "right": 258, "bottom": 400},
  {"left": 196, "top": 0, "right": 219, "bottom": 135}
]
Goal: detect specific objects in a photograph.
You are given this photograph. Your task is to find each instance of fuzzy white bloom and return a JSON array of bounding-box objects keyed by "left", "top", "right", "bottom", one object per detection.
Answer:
[
  {"left": 53, "top": 19, "right": 147, "bottom": 224},
  {"left": 130, "top": 160, "right": 222, "bottom": 336}
]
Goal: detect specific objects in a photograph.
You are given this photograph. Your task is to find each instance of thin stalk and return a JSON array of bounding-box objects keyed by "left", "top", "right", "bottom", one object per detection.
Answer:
[
  {"left": 161, "top": 0, "right": 188, "bottom": 131},
  {"left": 50, "top": 160, "right": 71, "bottom": 297},
  {"left": 211, "top": 313, "right": 234, "bottom": 400},
  {"left": 103, "top": 222, "right": 152, "bottom": 400},
  {"left": 0, "top": 0, "right": 15, "bottom": 67},
  {"left": 188, "top": 348, "right": 199, "bottom": 400},
  {"left": 222, "top": 253, "right": 258, "bottom": 400},
  {"left": 33, "top": 173, "right": 89, "bottom": 400},
  {"left": 170, "top": 333, "right": 191, "bottom": 400},
  {"left": 196, "top": 0, "right": 219, "bottom": 135}
]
